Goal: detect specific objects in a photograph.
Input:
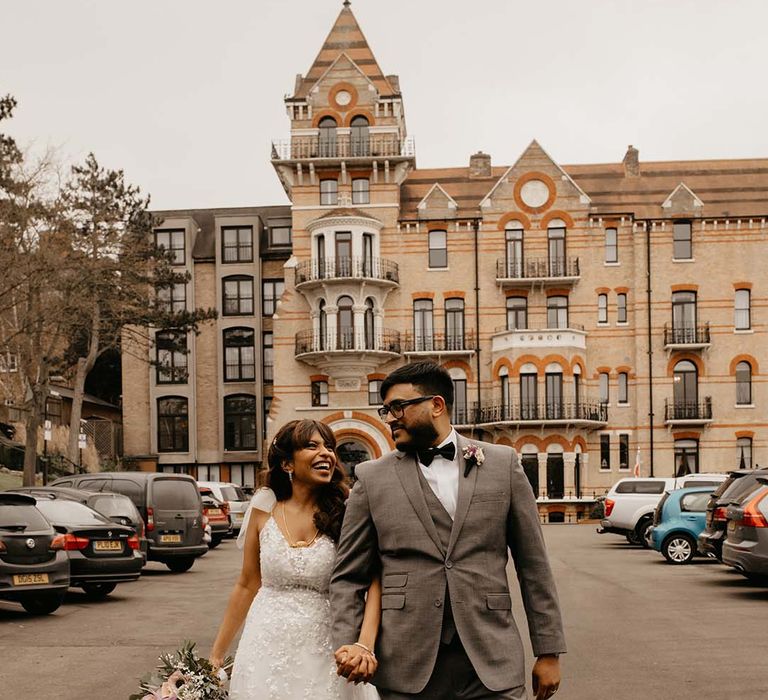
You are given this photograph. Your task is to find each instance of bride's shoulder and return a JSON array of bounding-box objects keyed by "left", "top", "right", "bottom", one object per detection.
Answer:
[{"left": 249, "top": 487, "right": 278, "bottom": 514}]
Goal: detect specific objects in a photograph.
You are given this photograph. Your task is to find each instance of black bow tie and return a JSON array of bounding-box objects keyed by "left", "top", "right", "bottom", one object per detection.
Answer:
[{"left": 418, "top": 442, "right": 456, "bottom": 466}]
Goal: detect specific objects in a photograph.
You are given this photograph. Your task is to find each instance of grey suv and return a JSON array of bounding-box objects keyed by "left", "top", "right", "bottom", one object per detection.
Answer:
[{"left": 51, "top": 473, "right": 207, "bottom": 573}]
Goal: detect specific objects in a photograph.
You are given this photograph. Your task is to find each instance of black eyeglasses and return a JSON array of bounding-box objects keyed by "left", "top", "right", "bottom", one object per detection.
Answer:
[{"left": 377, "top": 395, "right": 436, "bottom": 420}]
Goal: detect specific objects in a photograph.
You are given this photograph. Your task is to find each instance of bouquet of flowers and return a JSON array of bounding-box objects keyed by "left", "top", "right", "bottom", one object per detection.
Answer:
[{"left": 129, "top": 641, "right": 234, "bottom": 700}]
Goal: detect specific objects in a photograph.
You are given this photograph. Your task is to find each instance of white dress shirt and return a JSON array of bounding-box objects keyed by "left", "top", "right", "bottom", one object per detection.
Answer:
[{"left": 418, "top": 429, "right": 460, "bottom": 520}]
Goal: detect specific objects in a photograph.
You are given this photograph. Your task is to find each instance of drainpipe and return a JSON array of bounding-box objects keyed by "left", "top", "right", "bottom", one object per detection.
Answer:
[
  {"left": 472, "top": 218, "right": 482, "bottom": 438},
  {"left": 645, "top": 220, "right": 655, "bottom": 476}
]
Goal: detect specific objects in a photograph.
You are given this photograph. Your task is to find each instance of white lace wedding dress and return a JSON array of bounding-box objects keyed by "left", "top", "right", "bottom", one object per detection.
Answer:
[{"left": 229, "top": 489, "right": 379, "bottom": 700}]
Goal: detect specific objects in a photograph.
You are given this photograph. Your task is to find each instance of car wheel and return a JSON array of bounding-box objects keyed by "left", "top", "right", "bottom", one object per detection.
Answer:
[
  {"left": 625, "top": 531, "right": 641, "bottom": 545},
  {"left": 82, "top": 583, "right": 117, "bottom": 599},
  {"left": 636, "top": 519, "right": 654, "bottom": 549},
  {"left": 21, "top": 591, "right": 65, "bottom": 615},
  {"left": 662, "top": 533, "right": 695, "bottom": 564},
  {"left": 209, "top": 536, "right": 224, "bottom": 549},
  {"left": 166, "top": 557, "right": 195, "bottom": 573}
]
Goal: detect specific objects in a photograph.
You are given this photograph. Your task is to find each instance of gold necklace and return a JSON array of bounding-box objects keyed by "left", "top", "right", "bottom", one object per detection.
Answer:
[{"left": 281, "top": 502, "right": 320, "bottom": 548}]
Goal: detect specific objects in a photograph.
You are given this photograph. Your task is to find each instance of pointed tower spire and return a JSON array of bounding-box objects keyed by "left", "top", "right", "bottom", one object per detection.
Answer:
[{"left": 291, "top": 4, "right": 396, "bottom": 98}]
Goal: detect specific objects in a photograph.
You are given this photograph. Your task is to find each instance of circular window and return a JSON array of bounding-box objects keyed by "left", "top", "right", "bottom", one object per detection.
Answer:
[
  {"left": 520, "top": 179, "right": 550, "bottom": 208},
  {"left": 337, "top": 440, "right": 371, "bottom": 478},
  {"left": 335, "top": 90, "right": 352, "bottom": 106}
]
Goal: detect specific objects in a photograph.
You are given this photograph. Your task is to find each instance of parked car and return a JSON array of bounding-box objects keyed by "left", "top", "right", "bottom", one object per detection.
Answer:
[
  {"left": 722, "top": 480, "right": 768, "bottom": 582},
  {"left": 199, "top": 487, "right": 231, "bottom": 548},
  {"left": 11, "top": 486, "right": 148, "bottom": 564},
  {"left": 0, "top": 493, "right": 70, "bottom": 614},
  {"left": 50, "top": 473, "right": 207, "bottom": 573},
  {"left": 598, "top": 473, "right": 728, "bottom": 547},
  {"left": 12, "top": 492, "right": 143, "bottom": 598},
  {"left": 698, "top": 468, "right": 768, "bottom": 561},
  {"left": 196, "top": 481, "right": 249, "bottom": 534},
  {"left": 650, "top": 486, "right": 716, "bottom": 564}
]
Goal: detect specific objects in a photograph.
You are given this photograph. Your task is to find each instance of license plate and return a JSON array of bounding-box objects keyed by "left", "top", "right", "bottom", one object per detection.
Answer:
[
  {"left": 94, "top": 540, "right": 123, "bottom": 552},
  {"left": 13, "top": 573, "right": 49, "bottom": 586},
  {"left": 233, "top": 512, "right": 244, "bottom": 521},
  {"left": 160, "top": 534, "right": 182, "bottom": 543},
  {"left": 207, "top": 508, "right": 222, "bottom": 516},
  {"left": 728, "top": 521, "right": 736, "bottom": 532}
]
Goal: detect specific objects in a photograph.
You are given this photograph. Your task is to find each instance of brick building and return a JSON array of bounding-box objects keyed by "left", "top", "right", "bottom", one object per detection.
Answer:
[{"left": 123, "top": 3, "right": 768, "bottom": 519}]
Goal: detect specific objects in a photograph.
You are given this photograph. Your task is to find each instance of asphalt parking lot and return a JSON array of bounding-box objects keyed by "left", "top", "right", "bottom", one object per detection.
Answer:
[{"left": 2, "top": 525, "right": 766, "bottom": 699}]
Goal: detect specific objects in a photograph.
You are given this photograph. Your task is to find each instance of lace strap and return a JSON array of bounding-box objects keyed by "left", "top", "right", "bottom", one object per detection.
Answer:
[{"left": 236, "top": 488, "right": 277, "bottom": 550}]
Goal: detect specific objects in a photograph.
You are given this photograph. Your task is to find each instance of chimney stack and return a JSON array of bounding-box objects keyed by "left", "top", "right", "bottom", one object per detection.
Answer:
[
  {"left": 623, "top": 145, "right": 640, "bottom": 177},
  {"left": 469, "top": 151, "right": 492, "bottom": 178}
]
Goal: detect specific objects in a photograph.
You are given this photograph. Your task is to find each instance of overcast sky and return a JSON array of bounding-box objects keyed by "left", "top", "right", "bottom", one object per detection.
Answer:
[{"left": 3, "top": 0, "right": 766, "bottom": 210}]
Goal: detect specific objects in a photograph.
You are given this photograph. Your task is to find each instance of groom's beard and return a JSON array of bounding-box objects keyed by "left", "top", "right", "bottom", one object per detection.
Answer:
[{"left": 393, "top": 419, "right": 439, "bottom": 454}]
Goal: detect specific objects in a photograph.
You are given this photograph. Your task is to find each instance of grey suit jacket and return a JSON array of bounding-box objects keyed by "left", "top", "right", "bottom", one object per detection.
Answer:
[{"left": 330, "top": 434, "right": 566, "bottom": 694}]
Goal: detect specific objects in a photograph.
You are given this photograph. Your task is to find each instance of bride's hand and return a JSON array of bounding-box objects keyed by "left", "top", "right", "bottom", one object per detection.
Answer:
[{"left": 334, "top": 644, "right": 377, "bottom": 683}]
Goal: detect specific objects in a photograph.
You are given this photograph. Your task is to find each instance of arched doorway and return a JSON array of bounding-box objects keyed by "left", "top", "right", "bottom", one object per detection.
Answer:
[{"left": 337, "top": 439, "right": 372, "bottom": 479}]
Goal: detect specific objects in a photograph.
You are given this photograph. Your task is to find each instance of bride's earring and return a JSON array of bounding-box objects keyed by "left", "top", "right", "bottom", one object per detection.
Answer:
[{"left": 287, "top": 470, "right": 294, "bottom": 483}]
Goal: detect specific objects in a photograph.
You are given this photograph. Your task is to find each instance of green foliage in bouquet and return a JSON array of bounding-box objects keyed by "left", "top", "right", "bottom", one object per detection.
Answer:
[{"left": 129, "top": 641, "right": 234, "bottom": 700}]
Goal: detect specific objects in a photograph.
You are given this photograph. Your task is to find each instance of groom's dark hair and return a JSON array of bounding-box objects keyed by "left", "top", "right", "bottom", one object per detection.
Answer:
[{"left": 380, "top": 361, "right": 454, "bottom": 411}]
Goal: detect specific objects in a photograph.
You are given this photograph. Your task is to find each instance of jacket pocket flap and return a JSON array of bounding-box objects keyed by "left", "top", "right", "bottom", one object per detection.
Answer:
[
  {"left": 486, "top": 593, "right": 512, "bottom": 610},
  {"left": 472, "top": 491, "right": 506, "bottom": 503},
  {"left": 383, "top": 573, "right": 408, "bottom": 588},
  {"left": 381, "top": 593, "right": 406, "bottom": 610}
]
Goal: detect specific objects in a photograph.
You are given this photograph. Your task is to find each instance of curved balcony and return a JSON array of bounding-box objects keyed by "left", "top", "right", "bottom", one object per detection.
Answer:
[
  {"left": 403, "top": 330, "right": 476, "bottom": 358},
  {"left": 496, "top": 257, "right": 580, "bottom": 288},
  {"left": 294, "top": 257, "right": 399, "bottom": 289},
  {"left": 663, "top": 323, "right": 711, "bottom": 350},
  {"left": 459, "top": 399, "right": 608, "bottom": 429},
  {"left": 664, "top": 397, "right": 713, "bottom": 426},
  {"left": 294, "top": 329, "right": 401, "bottom": 369}
]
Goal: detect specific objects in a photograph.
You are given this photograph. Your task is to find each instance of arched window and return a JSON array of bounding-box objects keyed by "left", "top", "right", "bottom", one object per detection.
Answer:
[
  {"left": 350, "top": 115, "right": 370, "bottom": 157},
  {"left": 736, "top": 361, "right": 752, "bottom": 405},
  {"left": 505, "top": 222, "right": 524, "bottom": 277},
  {"left": 500, "top": 366, "right": 510, "bottom": 415},
  {"left": 318, "top": 116, "right": 337, "bottom": 157},
  {"left": 223, "top": 327, "right": 255, "bottom": 382},
  {"left": 364, "top": 298, "right": 375, "bottom": 350},
  {"left": 224, "top": 394, "right": 256, "bottom": 451},
  {"left": 445, "top": 298, "right": 465, "bottom": 350},
  {"left": 337, "top": 295, "right": 354, "bottom": 349},
  {"left": 157, "top": 397, "right": 189, "bottom": 452},
  {"left": 547, "top": 220, "right": 566, "bottom": 276},
  {"left": 319, "top": 299, "right": 328, "bottom": 350},
  {"left": 673, "top": 360, "right": 698, "bottom": 413}
]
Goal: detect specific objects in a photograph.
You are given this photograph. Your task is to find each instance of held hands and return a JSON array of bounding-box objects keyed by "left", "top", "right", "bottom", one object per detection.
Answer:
[
  {"left": 532, "top": 654, "right": 561, "bottom": 700},
  {"left": 334, "top": 643, "right": 378, "bottom": 684}
]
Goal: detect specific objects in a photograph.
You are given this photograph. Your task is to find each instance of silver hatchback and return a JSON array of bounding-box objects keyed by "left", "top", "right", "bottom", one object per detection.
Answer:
[{"left": 722, "top": 479, "right": 768, "bottom": 583}]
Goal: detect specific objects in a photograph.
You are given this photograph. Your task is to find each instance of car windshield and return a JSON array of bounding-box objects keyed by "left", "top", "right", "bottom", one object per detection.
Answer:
[
  {"left": 35, "top": 499, "right": 111, "bottom": 526},
  {"left": 0, "top": 504, "right": 50, "bottom": 531},
  {"left": 88, "top": 495, "right": 139, "bottom": 520},
  {"left": 152, "top": 479, "right": 200, "bottom": 509},
  {"left": 220, "top": 485, "right": 246, "bottom": 502}
]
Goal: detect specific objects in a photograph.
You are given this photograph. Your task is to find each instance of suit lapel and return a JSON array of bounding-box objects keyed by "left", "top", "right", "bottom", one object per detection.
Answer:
[
  {"left": 394, "top": 453, "right": 446, "bottom": 556},
  {"left": 446, "top": 434, "right": 479, "bottom": 558}
]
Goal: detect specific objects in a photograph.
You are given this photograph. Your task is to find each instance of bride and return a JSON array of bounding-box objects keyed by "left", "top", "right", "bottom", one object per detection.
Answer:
[{"left": 210, "top": 419, "right": 380, "bottom": 699}]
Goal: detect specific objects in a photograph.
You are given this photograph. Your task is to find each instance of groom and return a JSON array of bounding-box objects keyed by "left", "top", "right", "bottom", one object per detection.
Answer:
[{"left": 330, "top": 361, "right": 566, "bottom": 699}]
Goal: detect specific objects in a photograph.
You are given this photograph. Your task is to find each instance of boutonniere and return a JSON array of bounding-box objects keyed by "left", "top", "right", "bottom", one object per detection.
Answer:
[{"left": 462, "top": 443, "right": 485, "bottom": 477}]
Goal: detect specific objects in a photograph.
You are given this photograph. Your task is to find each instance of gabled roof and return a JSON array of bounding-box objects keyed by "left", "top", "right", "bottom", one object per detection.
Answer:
[
  {"left": 661, "top": 182, "right": 704, "bottom": 209},
  {"left": 417, "top": 183, "right": 458, "bottom": 211},
  {"left": 292, "top": 4, "right": 396, "bottom": 99}
]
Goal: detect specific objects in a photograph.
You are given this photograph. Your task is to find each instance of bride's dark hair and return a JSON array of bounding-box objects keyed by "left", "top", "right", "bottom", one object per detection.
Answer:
[{"left": 265, "top": 419, "right": 349, "bottom": 543}]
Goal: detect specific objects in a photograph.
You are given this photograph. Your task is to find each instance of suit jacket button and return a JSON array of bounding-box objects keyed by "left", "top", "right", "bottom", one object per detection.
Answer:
[
  {"left": 434, "top": 599, "right": 442, "bottom": 607},
  {"left": 445, "top": 560, "right": 453, "bottom": 569}
]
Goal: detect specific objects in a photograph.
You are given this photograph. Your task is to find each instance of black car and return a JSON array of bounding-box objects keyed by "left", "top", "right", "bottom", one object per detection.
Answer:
[
  {"left": 18, "top": 493, "right": 144, "bottom": 599},
  {"left": 697, "top": 468, "right": 768, "bottom": 560},
  {"left": 12, "top": 487, "right": 149, "bottom": 564},
  {"left": 0, "top": 493, "right": 70, "bottom": 614},
  {"left": 51, "top": 473, "right": 207, "bottom": 573}
]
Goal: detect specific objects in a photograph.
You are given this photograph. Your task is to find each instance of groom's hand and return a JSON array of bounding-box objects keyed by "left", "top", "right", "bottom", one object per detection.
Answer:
[
  {"left": 532, "top": 654, "right": 560, "bottom": 699},
  {"left": 334, "top": 644, "right": 377, "bottom": 683}
]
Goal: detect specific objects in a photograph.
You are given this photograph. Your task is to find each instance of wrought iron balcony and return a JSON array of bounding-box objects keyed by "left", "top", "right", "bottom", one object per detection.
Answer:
[
  {"left": 664, "top": 397, "right": 713, "bottom": 425},
  {"left": 295, "top": 329, "right": 401, "bottom": 358},
  {"left": 496, "top": 257, "right": 580, "bottom": 286},
  {"left": 663, "top": 323, "right": 711, "bottom": 349},
  {"left": 271, "top": 135, "right": 416, "bottom": 161},
  {"left": 402, "top": 330, "right": 476, "bottom": 356},
  {"left": 294, "top": 257, "right": 399, "bottom": 287},
  {"left": 453, "top": 400, "right": 608, "bottom": 428}
]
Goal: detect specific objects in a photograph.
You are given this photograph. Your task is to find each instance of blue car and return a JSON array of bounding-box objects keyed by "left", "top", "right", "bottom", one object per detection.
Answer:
[{"left": 650, "top": 486, "right": 716, "bottom": 564}]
